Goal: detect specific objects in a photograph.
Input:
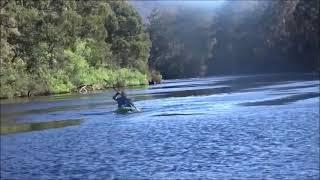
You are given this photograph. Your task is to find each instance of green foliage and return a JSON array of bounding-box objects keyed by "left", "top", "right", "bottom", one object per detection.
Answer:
[
  {"left": 47, "top": 70, "right": 73, "bottom": 94},
  {"left": 0, "top": 59, "right": 29, "bottom": 98},
  {"left": 0, "top": 0, "right": 150, "bottom": 98},
  {"left": 90, "top": 67, "right": 147, "bottom": 89}
]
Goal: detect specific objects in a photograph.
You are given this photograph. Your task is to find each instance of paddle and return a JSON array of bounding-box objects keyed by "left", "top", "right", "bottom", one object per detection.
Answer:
[
  {"left": 111, "top": 84, "right": 141, "bottom": 112},
  {"left": 112, "top": 86, "right": 120, "bottom": 93},
  {"left": 128, "top": 101, "right": 141, "bottom": 112}
]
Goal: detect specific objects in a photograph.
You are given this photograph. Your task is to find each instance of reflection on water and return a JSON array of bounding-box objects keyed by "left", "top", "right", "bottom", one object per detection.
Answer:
[
  {"left": 153, "top": 113, "right": 205, "bottom": 116},
  {"left": 240, "top": 92, "right": 320, "bottom": 106},
  {"left": 0, "top": 73, "right": 319, "bottom": 179},
  {"left": 1, "top": 119, "right": 83, "bottom": 135}
]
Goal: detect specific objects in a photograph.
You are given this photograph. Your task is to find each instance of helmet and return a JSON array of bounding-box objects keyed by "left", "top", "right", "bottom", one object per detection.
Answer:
[{"left": 121, "top": 91, "right": 127, "bottom": 97}]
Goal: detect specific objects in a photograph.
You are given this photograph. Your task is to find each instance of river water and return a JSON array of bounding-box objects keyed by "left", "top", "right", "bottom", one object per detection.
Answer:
[{"left": 1, "top": 73, "right": 319, "bottom": 179}]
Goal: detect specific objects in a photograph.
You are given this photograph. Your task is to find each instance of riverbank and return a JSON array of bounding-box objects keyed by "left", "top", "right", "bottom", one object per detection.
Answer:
[{"left": 0, "top": 67, "right": 150, "bottom": 99}]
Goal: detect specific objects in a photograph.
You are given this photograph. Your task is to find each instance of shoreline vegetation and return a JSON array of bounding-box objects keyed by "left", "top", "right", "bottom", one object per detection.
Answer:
[
  {"left": 1, "top": 0, "right": 317, "bottom": 99},
  {"left": 1, "top": 0, "right": 161, "bottom": 99}
]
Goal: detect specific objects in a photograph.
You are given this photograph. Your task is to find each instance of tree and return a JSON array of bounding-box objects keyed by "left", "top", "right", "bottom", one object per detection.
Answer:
[{"left": 0, "top": 0, "right": 151, "bottom": 98}]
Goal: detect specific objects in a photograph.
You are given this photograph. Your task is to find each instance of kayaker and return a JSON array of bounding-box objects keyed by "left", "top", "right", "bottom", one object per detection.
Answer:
[{"left": 113, "top": 90, "right": 133, "bottom": 108}]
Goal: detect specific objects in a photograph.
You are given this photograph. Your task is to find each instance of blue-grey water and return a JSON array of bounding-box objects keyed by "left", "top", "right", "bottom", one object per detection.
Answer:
[{"left": 1, "top": 73, "right": 319, "bottom": 179}]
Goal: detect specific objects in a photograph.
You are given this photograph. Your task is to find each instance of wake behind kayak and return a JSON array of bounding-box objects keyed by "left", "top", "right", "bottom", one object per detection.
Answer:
[{"left": 115, "top": 106, "right": 141, "bottom": 114}]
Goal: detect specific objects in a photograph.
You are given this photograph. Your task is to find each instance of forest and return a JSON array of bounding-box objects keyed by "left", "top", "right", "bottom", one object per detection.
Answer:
[
  {"left": 1, "top": 0, "right": 151, "bottom": 98},
  {"left": 146, "top": 0, "right": 319, "bottom": 79},
  {"left": 0, "top": 0, "right": 319, "bottom": 98}
]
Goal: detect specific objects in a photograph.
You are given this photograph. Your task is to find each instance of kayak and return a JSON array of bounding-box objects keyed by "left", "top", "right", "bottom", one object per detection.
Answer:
[{"left": 115, "top": 106, "right": 141, "bottom": 114}]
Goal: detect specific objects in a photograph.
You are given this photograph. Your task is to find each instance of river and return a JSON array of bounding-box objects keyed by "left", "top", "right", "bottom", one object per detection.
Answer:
[{"left": 1, "top": 73, "right": 319, "bottom": 179}]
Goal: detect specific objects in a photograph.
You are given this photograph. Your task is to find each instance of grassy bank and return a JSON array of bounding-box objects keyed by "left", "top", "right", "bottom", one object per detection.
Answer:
[
  {"left": 0, "top": 41, "right": 150, "bottom": 99},
  {"left": 48, "top": 66, "right": 149, "bottom": 94},
  {"left": 0, "top": 67, "right": 148, "bottom": 99}
]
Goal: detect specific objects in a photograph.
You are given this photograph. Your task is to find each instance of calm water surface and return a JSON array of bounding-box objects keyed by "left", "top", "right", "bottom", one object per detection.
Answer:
[{"left": 1, "top": 73, "right": 319, "bottom": 179}]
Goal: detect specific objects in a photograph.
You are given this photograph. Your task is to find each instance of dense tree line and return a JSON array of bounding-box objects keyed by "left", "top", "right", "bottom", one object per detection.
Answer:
[
  {"left": 0, "top": 0, "right": 152, "bottom": 98},
  {"left": 1, "top": 0, "right": 318, "bottom": 98},
  {"left": 147, "top": 0, "right": 319, "bottom": 79}
]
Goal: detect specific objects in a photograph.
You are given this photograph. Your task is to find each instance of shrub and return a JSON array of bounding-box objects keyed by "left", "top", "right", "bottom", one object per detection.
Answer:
[{"left": 149, "top": 70, "right": 162, "bottom": 84}]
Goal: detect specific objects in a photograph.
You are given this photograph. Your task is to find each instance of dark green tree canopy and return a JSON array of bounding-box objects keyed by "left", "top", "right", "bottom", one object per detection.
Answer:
[{"left": 0, "top": 0, "right": 150, "bottom": 98}]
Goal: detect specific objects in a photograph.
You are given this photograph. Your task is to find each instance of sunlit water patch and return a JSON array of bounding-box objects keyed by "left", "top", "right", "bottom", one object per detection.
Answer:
[
  {"left": 1, "top": 73, "right": 319, "bottom": 179},
  {"left": 1, "top": 119, "right": 83, "bottom": 135}
]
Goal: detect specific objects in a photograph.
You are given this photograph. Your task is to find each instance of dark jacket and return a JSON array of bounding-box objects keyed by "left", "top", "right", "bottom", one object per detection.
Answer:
[{"left": 113, "top": 92, "right": 132, "bottom": 108}]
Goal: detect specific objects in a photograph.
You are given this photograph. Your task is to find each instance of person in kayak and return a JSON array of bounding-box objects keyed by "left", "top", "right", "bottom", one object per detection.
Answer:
[{"left": 113, "top": 90, "right": 134, "bottom": 108}]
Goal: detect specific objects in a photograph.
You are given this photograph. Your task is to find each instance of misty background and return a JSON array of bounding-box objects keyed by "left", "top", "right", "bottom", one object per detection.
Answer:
[{"left": 131, "top": 0, "right": 319, "bottom": 78}]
